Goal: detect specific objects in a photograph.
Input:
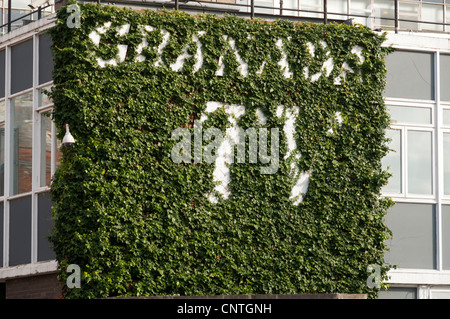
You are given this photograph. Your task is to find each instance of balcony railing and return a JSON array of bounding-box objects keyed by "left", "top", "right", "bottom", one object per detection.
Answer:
[
  {"left": 0, "top": 1, "right": 54, "bottom": 35},
  {"left": 3, "top": 0, "right": 450, "bottom": 35}
]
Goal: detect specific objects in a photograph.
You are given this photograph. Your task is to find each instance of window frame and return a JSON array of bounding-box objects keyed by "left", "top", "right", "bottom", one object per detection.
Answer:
[
  {"left": 0, "top": 30, "right": 58, "bottom": 269},
  {"left": 384, "top": 99, "right": 436, "bottom": 201}
]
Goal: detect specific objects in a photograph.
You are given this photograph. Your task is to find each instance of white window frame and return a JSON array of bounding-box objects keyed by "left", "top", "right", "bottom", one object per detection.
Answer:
[
  {"left": 384, "top": 99, "right": 436, "bottom": 202},
  {"left": 0, "top": 25, "right": 58, "bottom": 270}
]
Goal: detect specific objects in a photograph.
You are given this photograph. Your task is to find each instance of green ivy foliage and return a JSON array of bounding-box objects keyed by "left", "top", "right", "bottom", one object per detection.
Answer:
[{"left": 48, "top": 1, "right": 394, "bottom": 299}]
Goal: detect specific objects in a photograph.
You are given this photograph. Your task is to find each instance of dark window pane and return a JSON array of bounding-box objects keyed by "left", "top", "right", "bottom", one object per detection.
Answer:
[
  {"left": 9, "top": 196, "right": 31, "bottom": 266},
  {"left": 39, "top": 33, "right": 53, "bottom": 85},
  {"left": 442, "top": 205, "right": 450, "bottom": 270},
  {"left": 0, "top": 50, "right": 4, "bottom": 99},
  {"left": 384, "top": 50, "right": 435, "bottom": 100},
  {"left": 0, "top": 202, "right": 3, "bottom": 268},
  {"left": 38, "top": 192, "right": 55, "bottom": 261},
  {"left": 11, "top": 39, "right": 33, "bottom": 94},
  {"left": 384, "top": 203, "right": 436, "bottom": 269},
  {"left": 440, "top": 54, "right": 450, "bottom": 101},
  {"left": 0, "top": 124, "right": 4, "bottom": 197}
]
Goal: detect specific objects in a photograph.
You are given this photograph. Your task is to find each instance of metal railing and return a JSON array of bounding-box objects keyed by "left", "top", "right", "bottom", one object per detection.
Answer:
[
  {"left": 77, "top": 0, "right": 450, "bottom": 34},
  {"left": 0, "top": 1, "right": 54, "bottom": 34},
  {"left": 3, "top": 0, "right": 450, "bottom": 35}
]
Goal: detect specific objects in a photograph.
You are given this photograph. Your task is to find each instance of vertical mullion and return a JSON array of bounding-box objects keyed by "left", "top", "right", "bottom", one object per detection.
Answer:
[
  {"left": 51, "top": 120, "right": 56, "bottom": 178},
  {"left": 3, "top": 45, "right": 10, "bottom": 267},
  {"left": 31, "top": 35, "right": 38, "bottom": 264},
  {"left": 402, "top": 127, "right": 407, "bottom": 197}
]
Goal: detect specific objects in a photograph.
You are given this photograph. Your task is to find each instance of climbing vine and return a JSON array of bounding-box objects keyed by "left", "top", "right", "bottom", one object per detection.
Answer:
[{"left": 49, "top": 1, "right": 394, "bottom": 299}]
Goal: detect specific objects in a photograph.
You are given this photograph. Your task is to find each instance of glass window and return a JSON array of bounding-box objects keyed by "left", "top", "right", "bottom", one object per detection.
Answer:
[
  {"left": 8, "top": 9, "right": 33, "bottom": 30},
  {"left": 0, "top": 123, "right": 4, "bottom": 197},
  {"left": 444, "top": 133, "right": 450, "bottom": 195},
  {"left": 55, "top": 136, "right": 62, "bottom": 170},
  {"left": 38, "top": 192, "right": 55, "bottom": 262},
  {"left": 443, "top": 205, "right": 450, "bottom": 270},
  {"left": 0, "top": 99, "right": 4, "bottom": 123},
  {"left": 11, "top": 39, "right": 33, "bottom": 95},
  {"left": 9, "top": 196, "right": 31, "bottom": 266},
  {"left": 407, "top": 130, "right": 433, "bottom": 195},
  {"left": 327, "top": 0, "right": 347, "bottom": 19},
  {"left": 300, "top": 0, "right": 323, "bottom": 18},
  {"left": 12, "top": 0, "right": 34, "bottom": 9},
  {"left": 384, "top": 50, "right": 435, "bottom": 101},
  {"left": 388, "top": 105, "right": 432, "bottom": 125},
  {"left": 0, "top": 202, "right": 3, "bottom": 268},
  {"left": 378, "top": 287, "right": 417, "bottom": 299},
  {"left": 38, "top": 84, "right": 53, "bottom": 108},
  {"left": 446, "top": 6, "right": 450, "bottom": 32},
  {"left": 40, "top": 112, "right": 51, "bottom": 187},
  {"left": 39, "top": 33, "right": 54, "bottom": 85},
  {"left": 350, "top": 0, "right": 371, "bottom": 14},
  {"left": 10, "top": 92, "right": 32, "bottom": 195},
  {"left": 0, "top": 50, "right": 4, "bottom": 99},
  {"left": 440, "top": 54, "right": 450, "bottom": 101},
  {"left": 422, "top": 3, "right": 444, "bottom": 31},
  {"left": 399, "top": 1, "right": 420, "bottom": 30},
  {"left": 328, "top": 0, "right": 347, "bottom": 13},
  {"left": 281, "top": 0, "right": 299, "bottom": 15},
  {"left": 384, "top": 203, "right": 436, "bottom": 269},
  {"left": 443, "top": 109, "right": 450, "bottom": 126},
  {"left": 382, "top": 129, "right": 402, "bottom": 194},
  {"left": 373, "top": 0, "right": 395, "bottom": 27}
]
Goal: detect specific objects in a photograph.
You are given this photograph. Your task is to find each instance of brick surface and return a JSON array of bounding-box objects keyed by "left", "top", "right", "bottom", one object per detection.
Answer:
[{"left": 6, "top": 273, "right": 62, "bottom": 299}]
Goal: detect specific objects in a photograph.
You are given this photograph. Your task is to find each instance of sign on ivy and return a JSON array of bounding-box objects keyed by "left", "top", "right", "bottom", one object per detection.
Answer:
[{"left": 49, "top": 1, "right": 394, "bottom": 299}]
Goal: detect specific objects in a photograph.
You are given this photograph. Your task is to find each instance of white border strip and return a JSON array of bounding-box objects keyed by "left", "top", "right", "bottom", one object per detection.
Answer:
[
  {"left": 387, "top": 269, "right": 450, "bottom": 286},
  {"left": 0, "top": 260, "right": 57, "bottom": 280}
]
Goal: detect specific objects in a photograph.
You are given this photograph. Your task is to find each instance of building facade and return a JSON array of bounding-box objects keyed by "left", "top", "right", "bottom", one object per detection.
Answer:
[{"left": 1, "top": 0, "right": 450, "bottom": 299}]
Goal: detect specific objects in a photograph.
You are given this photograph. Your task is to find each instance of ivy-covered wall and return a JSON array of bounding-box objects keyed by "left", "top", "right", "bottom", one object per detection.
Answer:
[{"left": 49, "top": 2, "right": 394, "bottom": 299}]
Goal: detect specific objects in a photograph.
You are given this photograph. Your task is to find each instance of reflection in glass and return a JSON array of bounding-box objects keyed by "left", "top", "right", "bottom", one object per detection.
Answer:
[
  {"left": 328, "top": 0, "right": 347, "bottom": 19},
  {"left": 280, "top": 0, "right": 299, "bottom": 15},
  {"left": 445, "top": 134, "right": 450, "bottom": 195},
  {"left": 399, "top": 2, "right": 420, "bottom": 30},
  {"left": 350, "top": 0, "right": 371, "bottom": 13},
  {"left": 10, "top": 92, "right": 32, "bottom": 195},
  {"left": 408, "top": 130, "right": 433, "bottom": 195},
  {"left": 446, "top": 6, "right": 450, "bottom": 32},
  {"left": 422, "top": 3, "right": 444, "bottom": 31},
  {"left": 0, "top": 99, "right": 4, "bottom": 122},
  {"left": 55, "top": 138, "right": 62, "bottom": 170},
  {"left": 382, "top": 129, "right": 402, "bottom": 194},
  {"left": 40, "top": 112, "right": 52, "bottom": 187},
  {"left": 300, "top": 0, "right": 323, "bottom": 18},
  {"left": 388, "top": 106, "right": 432, "bottom": 125},
  {"left": 38, "top": 84, "right": 53, "bottom": 108}
]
